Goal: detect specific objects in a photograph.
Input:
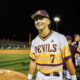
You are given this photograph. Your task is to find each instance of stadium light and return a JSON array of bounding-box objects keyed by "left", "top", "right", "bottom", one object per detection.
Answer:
[{"left": 54, "top": 16, "right": 60, "bottom": 32}]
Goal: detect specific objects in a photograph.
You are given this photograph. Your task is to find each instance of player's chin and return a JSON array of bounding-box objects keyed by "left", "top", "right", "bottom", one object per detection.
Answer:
[
  {"left": 37, "top": 27, "right": 44, "bottom": 30},
  {"left": 36, "top": 26, "right": 44, "bottom": 30}
]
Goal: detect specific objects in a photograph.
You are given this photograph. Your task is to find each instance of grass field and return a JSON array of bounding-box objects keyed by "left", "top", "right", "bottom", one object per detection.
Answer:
[
  {"left": 0, "top": 49, "right": 80, "bottom": 80},
  {"left": 0, "top": 54, "right": 30, "bottom": 74}
]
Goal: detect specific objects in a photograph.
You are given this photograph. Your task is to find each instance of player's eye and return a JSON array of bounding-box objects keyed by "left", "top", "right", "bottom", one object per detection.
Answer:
[
  {"left": 35, "top": 18, "right": 38, "bottom": 21},
  {"left": 35, "top": 16, "right": 44, "bottom": 21},
  {"left": 35, "top": 18, "right": 43, "bottom": 21}
]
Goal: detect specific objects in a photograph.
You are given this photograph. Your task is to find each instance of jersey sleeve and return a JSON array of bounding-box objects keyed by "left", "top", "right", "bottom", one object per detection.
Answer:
[
  {"left": 60, "top": 35, "right": 71, "bottom": 60},
  {"left": 29, "top": 41, "right": 36, "bottom": 61}
]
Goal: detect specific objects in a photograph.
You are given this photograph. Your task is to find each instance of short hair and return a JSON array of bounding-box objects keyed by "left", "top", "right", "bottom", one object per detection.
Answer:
[{"left": 74, "top": 34, "right": 80, "bottom": 39}]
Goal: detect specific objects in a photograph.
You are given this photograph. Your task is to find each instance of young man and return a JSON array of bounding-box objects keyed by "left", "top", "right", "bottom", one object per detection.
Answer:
[
  {"left": 72, "top": 34, "right": 80, "bottom": 67},
  {"left": 27, "top": 10, "right": 77, "bottom": 80}
]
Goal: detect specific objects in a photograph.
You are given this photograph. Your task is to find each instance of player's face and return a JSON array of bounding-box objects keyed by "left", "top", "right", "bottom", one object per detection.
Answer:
[
  {"left": 34, "top": 16, "right": 50, "bottom": 30},
  {"left": 75, "top": 35, "right": 80, "bottom": 41}
]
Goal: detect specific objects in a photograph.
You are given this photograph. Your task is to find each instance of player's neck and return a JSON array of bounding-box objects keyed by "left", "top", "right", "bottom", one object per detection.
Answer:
[{"left": 39, "top": 27, "right": 50, "bottom": 38}]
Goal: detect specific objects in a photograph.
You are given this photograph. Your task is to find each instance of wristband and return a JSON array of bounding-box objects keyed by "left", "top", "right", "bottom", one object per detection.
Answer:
[
  {"left": 28, "top": 74, "right": 33, "bottom": 79},
  {"left": 71, "top": 74, "right": 77, "bottom": 80}
]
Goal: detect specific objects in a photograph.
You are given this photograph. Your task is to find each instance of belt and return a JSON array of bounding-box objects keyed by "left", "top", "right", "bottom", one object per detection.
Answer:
[{"left": 43, "top": 72, "right": 60, "bottom": 76}]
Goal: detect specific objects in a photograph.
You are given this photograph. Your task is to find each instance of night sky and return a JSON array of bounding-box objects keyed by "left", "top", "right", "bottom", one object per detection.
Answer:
[{"left": 0, "top": 1, "right": 80, "bottom": 41}]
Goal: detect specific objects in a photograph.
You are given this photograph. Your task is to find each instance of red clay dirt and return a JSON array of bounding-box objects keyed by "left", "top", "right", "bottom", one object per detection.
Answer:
[
  {"left": 0, "top": 50, "right": 30, "bottom": 54},
  {"left": 0, "top": 69, "right": 28, "bottom": 80}
]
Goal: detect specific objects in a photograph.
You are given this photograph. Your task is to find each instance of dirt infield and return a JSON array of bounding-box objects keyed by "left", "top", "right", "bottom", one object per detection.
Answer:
[
  {"left": 0, "top": 50, "right": 30, "bottom": 54},
  {"left": 0, "top": 69, "right": 27, "bottom": 80}
]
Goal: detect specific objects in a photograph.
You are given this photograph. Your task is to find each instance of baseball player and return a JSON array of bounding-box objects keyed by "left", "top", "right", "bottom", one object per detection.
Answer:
[
  {"left": 27, "top": 10, "right": 77, "bottom": 80},
  {"left": 63, "top": 35, "right": 80, "bottom": 80},
  {"left": 72, "top": 34, "right": 80, "bottom": 67}
]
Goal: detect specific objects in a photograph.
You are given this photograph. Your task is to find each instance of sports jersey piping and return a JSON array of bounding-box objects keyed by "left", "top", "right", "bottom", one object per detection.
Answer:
[
  {"left": 39, "top": 30, "right": 53, "bottom": 41},
  {"left": 29, "top": 57, "right": 35, "bottom": 61},
  {"left": 37, "top": 63, "right": 63, "bottom": 66}
]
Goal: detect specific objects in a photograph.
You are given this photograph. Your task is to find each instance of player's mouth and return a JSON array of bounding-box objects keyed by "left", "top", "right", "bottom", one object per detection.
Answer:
[{"left": 36, "top": 23, "right": 44, "bottom": 27}]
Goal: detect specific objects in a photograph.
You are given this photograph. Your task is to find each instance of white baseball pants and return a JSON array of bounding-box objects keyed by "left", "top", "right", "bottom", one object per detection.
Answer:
[
  {"left": 36, "top": 71, "right": 63, "bottom": 80},
  {"left": 63, "top": 70, "right": 71, "bottom": 80}
]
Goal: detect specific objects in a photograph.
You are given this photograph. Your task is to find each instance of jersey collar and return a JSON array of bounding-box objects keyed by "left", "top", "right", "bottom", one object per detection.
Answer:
[{"left": 39, "top": 30, "right": 53, "bottom": 41}]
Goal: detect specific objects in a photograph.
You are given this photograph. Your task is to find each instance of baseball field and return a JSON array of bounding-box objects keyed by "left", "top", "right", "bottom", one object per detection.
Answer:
[
  {"left": 0, "top": 48, "right": 80, "bottom": 80},
  {"left": 0, "top": 49, "right": 37, "bottom": 80}
]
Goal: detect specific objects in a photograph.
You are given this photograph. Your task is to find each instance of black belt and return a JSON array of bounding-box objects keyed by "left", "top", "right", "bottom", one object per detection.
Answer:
[{"left": 43, "top": 72, "right": 60, "bottom": 76}]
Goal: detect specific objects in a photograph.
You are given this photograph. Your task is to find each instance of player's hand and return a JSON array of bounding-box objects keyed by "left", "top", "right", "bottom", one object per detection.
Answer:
[
  {"left": 71, "top": 74, "right": 77, "bottom": 80},
  {"left": 27, "top": 74, "right": 33, "bottom": 80}
]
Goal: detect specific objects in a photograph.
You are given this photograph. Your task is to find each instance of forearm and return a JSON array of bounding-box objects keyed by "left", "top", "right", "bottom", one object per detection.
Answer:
[
  {"left": 65, "top": 58, "right": 77, "bottom": 80},
  {"left": 65, "top": 58, "right": 76, "bottom": 74},
  {"left": 28, "top": 60, "right": 36, "bottom": 80},
  {"left": 29, "top": 60, "right": 36, "bottom": 75}
]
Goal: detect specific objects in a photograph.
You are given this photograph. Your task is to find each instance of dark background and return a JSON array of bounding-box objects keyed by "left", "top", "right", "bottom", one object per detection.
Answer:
[{"left": 0, "top": 1, "right": 80, "bottom": 41}]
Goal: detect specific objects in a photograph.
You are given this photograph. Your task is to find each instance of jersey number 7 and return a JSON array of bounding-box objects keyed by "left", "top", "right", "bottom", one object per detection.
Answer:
[{"left": 50, "top": 54, "right": 55, "bottom": 63}]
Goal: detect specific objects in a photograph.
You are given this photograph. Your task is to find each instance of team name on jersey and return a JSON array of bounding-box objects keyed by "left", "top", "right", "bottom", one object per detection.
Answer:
[{"left": 34, "top": 44, "right": 57, "bottom": 53}]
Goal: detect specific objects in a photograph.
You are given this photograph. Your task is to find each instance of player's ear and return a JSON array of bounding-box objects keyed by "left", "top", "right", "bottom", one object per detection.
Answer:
[{"left": 46, "top": 18, "right": 51, "bottom": 25}]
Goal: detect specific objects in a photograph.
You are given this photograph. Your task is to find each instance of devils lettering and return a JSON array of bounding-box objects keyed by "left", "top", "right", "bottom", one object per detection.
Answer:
[{"left": 34, "top": 44, "right": 57, "bottom": 53}]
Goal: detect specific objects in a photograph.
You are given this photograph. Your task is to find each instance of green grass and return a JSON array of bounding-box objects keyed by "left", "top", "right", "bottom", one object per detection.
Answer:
[{"left": 0, "top": 54, "right": 30, "bottom": 75}]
